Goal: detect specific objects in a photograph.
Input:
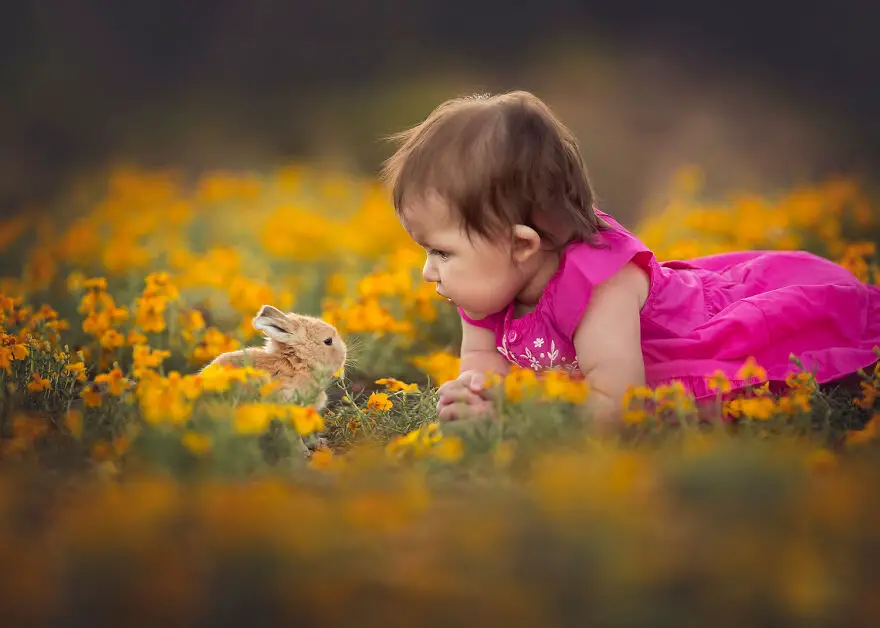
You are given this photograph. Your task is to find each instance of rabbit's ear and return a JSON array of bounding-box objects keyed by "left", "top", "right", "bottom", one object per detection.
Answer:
[
  {"left": 253, "top": 305, "right": 300, "bottom": 342},
  {"left": 255, "top": 304, "right": 286, "bottom": 320}
]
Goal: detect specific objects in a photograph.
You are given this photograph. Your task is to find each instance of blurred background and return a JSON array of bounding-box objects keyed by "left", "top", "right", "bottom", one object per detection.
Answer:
[{"left": 2, "top": 0, "right": 879, "bottom": 225}]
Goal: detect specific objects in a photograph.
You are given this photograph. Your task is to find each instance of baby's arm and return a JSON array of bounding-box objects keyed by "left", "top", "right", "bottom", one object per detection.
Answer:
[
  {"left": 437, "top": 320, "right": 508, "bottom": 421},
  {"left": 572, "top": 263, "right": 647, "bottom": 424},
  {"left": 459, "top": 319, "right": 509, "bottom": 377}
]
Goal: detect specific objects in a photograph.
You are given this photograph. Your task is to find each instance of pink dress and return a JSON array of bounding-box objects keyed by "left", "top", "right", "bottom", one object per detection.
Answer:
[{"left": 459, "top": 209, "right": 880, "bottom": 400}]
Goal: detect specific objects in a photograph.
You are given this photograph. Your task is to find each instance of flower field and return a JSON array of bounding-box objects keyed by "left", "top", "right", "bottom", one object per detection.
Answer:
[{"left": 1, "top": 163, "right": 880, "bottom": 625}]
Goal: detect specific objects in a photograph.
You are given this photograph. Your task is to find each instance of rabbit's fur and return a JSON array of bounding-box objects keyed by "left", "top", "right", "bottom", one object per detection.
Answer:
[{"left": 206, "top": 304, "right": 347, "bottom": 412}]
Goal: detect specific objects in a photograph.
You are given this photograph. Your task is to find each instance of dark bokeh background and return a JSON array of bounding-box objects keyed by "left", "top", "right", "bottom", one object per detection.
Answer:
[{"left": 2, "top": 0, "right": 879, "bottom": 221}]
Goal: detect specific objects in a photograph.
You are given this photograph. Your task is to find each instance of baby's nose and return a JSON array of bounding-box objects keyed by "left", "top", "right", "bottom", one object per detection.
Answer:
[{"left": 422, "top": 258, "right": 439, "bottom": 282}]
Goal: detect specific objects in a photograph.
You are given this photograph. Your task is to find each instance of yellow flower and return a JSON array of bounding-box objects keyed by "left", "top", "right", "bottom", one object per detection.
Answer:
[
  {"left": 854, "top": 380, "right": 878, "bottom": 410},
  {"left": 127, "top": 328, "right": 148, "bottom": 346},
  {"left": 234, "top": 403, "right": 276, "bottom": 434},
  {"left": 83, "top": 277, "right": 108, "bottom": 291},
  {"left": 11, "top": 414, "right": 48, "bottom": 440},
  {"left": 504, "top": 366, "right": 539, "bottom": 403},
  {"left": 357, "top": 269, "right": 412, "bottom": 299},
  {"left": 64, "top": 410, "right": 83, "bottom": 439},
  {"left": 132, "top": 344, "right": 171, "bottom": 378},
  {"left": 432, "top": 436, "right": 464, "bottom": 463},
  {"left": 134, "top": 294, "right": 168, "bottom": 333},
  {"left": 776, "top": 391, "right": 812, "bottom": 415},
  {"left": 198, "top": 363, "right": 247, "bottom": 393},
  {"left": 411, "top": 351, "right": 460, "bottom": 386},
  {"left": 99, "top": 329, "right": 125, "bottom": 350},
  {"left": 540, "top": 369, "right": 589, "bottom": 404},
  {"left": 493, "top": 440, "right": 517, "bottom": 468},
  {"left": 786, "top": 371, "right": 817, "bottom": 394},
  {"left": 621, "top": 385, "right": 654, "bottom": 419},
  {"left": 845, "top": 413, "right": 879, "bottom": 447},
  {"left": 654, "top": 381, "right": 695, "bottom": 412},
  {"left": 739, "top": 396, "right": 775, "bottom": 421},
  {"left": 137, "top": 372, "right": 201, "bottom": 426},
  {"left": 81, "top": 384, "right": 103, "bottom": 408},
  {"left": 837, "top": 241, "right": 876, "bottom": 282},
  {"left": 753, "top": 381, "right": 772, "bottom": 397},
  {"left": 289, "top": 406, "right": 324, "bottom": 436},
  {"left": 179, "top": 308, "right": 205, "bottom": 343},
  {"left": 375, "top": 377, "right": 419, "bottom": 393},
  {"left": 805, "top": 448, "right": 837, "bottom": 472},
  {"left": 0, "top": 340, "right": 29, "bottom": 373},
  {"left": 144, "top": 271, "right": 180, "bottom": 301},
  {"left": 181, "top": 431, "right": 212, "bottom": 456},
  {"left": 191, "top": 327, "right": 241, "bottom": 364},
  {"left": 326, "top": 272, "right": 348, "bottom": 296},
  {"left": 367, "top": 392, "right": 393, "bottom": 411},
  {"left": 260, "top": 380, "right": 281, "bottom": 397},
  {"left": 82, "top": 311, "right": 110, "bottom": 338},
  {"left": 623, "top": 409, "right": 649, "bottom": 424},
  {"left": 78, "top": 285, "right": 115, "bottom": 314},
  {"left": 27, "top": 373, "right": 51, "bottom": 393},
  {"left": 308, "top": 448, "right": 337, "bottom": 470},
  {"left": 735, "top": 356, "right": 768, "bottom": 384},
  {"left": 65, "top": 361, "right": 88, "bottom": 382},
  {"left": 708, "top": 370, "right": 732, "bottom": 393},
  {"left": 403, "top": 280, "right": 441, "bottom": 323},
  {"left": 95, "top": 368, "right": 128, "bottom": 396},
  {"left": 385, "top": 422, "right": 444, "bottom": 458},
  {"left": 724, "top": 398, "right": 742, "bottom": 418}
]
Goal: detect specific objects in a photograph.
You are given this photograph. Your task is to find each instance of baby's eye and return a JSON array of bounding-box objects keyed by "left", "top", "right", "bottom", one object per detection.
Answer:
[{"left": 429, "top": 249, "right": 450, "bottom": 261}]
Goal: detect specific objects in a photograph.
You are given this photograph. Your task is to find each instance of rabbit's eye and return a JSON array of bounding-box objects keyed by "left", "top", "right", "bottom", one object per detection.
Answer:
[{"left": 323, "top": 337, "right": 333, "bottom": 346}]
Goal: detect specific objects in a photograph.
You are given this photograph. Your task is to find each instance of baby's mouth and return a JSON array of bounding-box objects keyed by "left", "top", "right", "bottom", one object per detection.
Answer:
[{"left": 436, "top": 288, "right": 455, "bottom": 305}]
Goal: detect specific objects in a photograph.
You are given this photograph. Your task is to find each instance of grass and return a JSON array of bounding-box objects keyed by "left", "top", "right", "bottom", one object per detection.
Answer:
[{"left": 0, "top": 163, "right": 879, "bottom": 625}]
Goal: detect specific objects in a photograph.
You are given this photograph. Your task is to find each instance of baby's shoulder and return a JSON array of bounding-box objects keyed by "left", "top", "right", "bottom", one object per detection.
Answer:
[
  {"left": 599, "top": 261, "right": 650, "bottom": 304},
  {"left": 557, "top": 228, "right": 653, "bottom": 289},
  {"left": 548, "top": 232, "right": 654, "bottom": 337}
]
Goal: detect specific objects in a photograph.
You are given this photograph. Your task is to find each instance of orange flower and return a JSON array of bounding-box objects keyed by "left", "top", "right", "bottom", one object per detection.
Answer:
[
  {"left": 375, "top": 377, "right": 419, "bottom": 393},
  {"left": 846, "top": 414, "right": 879, "bottom": 447},
  {"left": 289, "top": 406, "right": 324, "bottom": 436},
  {"left": 367, "top": 392, "right": 393, "bottom": 411},
  {"left": 855, "top": 380, "right": 878, "bottom": 410},
  {"left": 81, "top": 384, "right": 103, "bottom": 408},
  {"left": 708, "top": 370, "right": 732, "bottom": 393},
  {"left": 95, "top": 368, "right": 128, "bottom": 396},
  {"left": 26, "top": 373, "right": 51, "bottom": 393},
  {"left": 736, "top": 357, "right": 768, "bottom": 384}
]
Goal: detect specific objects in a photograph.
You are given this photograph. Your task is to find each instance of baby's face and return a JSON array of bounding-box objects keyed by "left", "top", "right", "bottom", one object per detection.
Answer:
[{"left": 401, "top": 193, "right": 526, "bottom": 319}]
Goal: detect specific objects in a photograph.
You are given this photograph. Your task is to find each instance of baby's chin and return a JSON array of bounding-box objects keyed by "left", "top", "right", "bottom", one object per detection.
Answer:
[{"left": 457, "top": 305, "right": 499, "bottom": 320}]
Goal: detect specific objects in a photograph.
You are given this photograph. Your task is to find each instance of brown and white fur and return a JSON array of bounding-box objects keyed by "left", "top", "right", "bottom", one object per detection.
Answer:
[{"left": 206, "top": 304, "right": 347, "bottom": 412}]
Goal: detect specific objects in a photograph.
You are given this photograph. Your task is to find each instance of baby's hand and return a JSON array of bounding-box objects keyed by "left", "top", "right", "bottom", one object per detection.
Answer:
[{"left": 436, "top": 370, "right": 495, "bottom": 421}]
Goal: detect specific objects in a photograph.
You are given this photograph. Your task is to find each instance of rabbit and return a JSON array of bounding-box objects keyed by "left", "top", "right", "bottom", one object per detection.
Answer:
[{"left": 206, "top": 304, "right": 347, "bottom": 413}]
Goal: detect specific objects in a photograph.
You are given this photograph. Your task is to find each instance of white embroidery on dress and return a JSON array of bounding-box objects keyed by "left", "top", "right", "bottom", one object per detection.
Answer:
[
  {"left": 518, "top": 346, "right": 542, "bottom": 371},
  {"left": 497, "top": 329, "right": 581, "bottom": 376},
  {"left": 546, "top": 340, "right": 559, "bottom": 366},
  {"left": 496, "top": 329, "right": 515, "bottom": 363}
]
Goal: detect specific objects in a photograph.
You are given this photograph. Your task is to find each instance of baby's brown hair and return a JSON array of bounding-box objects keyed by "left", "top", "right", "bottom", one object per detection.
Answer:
[{"left": 380, "top": 90, "right": 608, "bottom": 248}]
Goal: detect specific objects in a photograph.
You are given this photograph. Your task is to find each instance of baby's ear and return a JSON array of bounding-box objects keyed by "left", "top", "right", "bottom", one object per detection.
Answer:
[{"left": 511, "top": 224, "right": 542, "bottom": 263}]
